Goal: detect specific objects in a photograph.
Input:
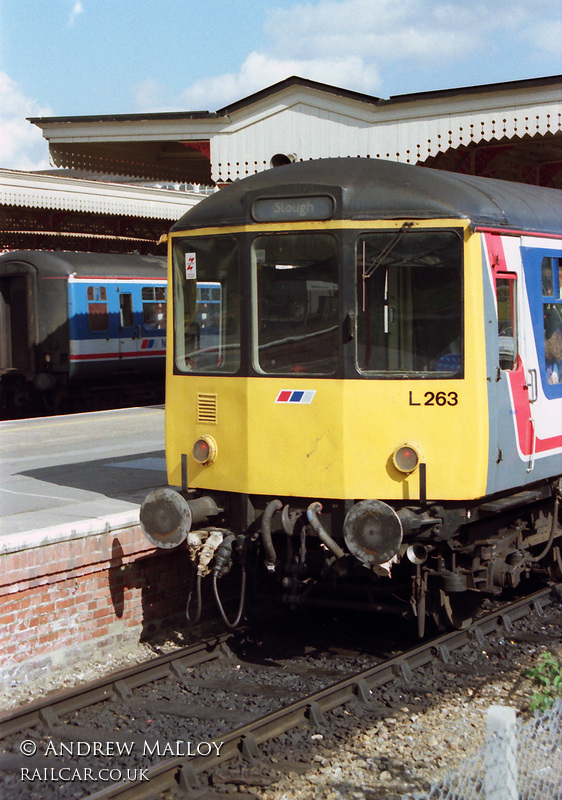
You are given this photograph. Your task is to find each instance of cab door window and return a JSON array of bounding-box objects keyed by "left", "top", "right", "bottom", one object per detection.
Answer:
[{"left": 495, "top": 274, "right": 518, "bottom": 371}]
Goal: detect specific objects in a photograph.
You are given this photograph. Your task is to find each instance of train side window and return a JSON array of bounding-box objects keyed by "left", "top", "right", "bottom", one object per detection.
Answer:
[
  {"left": 119, "top": 293, "right": 133, "bottom": 328},
  {"left": 142, "top": 286, "right": 167, "bottom": 329},
  {"left": 495, "top": 274, "right": 518, "bottom": 371},
  {"left": 87, "top": 285, "right": 108, "bottom": 332},
  {"left": 542, "top": 257, "right": 562, "bottom": 385}
]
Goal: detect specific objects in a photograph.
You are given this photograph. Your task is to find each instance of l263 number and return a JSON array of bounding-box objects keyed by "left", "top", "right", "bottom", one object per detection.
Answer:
[{"left": 409, "top": 391, "right": 458, "bottom": 406}]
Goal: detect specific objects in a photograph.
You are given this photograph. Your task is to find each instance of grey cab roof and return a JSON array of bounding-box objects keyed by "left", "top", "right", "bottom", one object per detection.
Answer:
[
  {"left": 0, "top": 250, "right": 167, "bottom": 279},
  {"left": 171, "top": 158, "right": 562, "bottom": 236}
]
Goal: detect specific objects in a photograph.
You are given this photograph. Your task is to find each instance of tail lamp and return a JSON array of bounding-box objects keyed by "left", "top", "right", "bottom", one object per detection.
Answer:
[
  {"left": 192, "top": 435, "right": 217, "bottom": 465},
  {"left": 392, "top": 442, "right": 422, "bottom": 473}
]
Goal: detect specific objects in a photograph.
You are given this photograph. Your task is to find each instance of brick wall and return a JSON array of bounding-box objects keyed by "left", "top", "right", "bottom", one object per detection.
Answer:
[{"left": 0, "top": 523, "right": 192, "bottom": 685}]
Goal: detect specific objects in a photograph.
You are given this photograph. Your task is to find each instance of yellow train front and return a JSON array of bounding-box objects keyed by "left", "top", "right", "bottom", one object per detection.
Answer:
[{"left": 140, "top": 159, "right": 562, "bottom": 635}]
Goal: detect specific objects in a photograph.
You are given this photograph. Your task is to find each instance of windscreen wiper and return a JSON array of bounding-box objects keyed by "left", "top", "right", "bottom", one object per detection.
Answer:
[{"left": 362, "top": 221, "right": 414, "bottom": 279}]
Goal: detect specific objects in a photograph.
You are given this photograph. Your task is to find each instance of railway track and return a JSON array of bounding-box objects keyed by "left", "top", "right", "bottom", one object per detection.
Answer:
[{"left": 0, "top": 584, "right": 560, "bottom": 800}]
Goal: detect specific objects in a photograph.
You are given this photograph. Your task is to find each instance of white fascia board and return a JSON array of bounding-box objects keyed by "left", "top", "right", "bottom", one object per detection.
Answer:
[
  {"left": 223, "top": 86, "right": 379, "bottom": 133},
  {"left": 33, "top": 116, "right": 228, "bottom": 144},
  {"left": 380, "top": 84, "right": 562, "bottom": 122},
  {"left": 0, "top": 169, "right": 203, "bottom": 218}
]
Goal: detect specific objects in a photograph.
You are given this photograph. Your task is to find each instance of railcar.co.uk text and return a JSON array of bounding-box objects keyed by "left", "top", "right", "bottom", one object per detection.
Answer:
[{"left": 19, "top": 738, "right": 225, "bottom": 783}]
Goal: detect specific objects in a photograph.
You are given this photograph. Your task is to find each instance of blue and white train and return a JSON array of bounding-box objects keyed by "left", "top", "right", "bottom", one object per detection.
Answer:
[{"left": 0, "top": 250, "right": 168, "bottom": 416}]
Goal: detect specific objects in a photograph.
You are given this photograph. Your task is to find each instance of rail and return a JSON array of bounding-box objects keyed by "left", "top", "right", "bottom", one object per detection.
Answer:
[{"left": 82, "top": 585, "right": 559, "bottom": 799}]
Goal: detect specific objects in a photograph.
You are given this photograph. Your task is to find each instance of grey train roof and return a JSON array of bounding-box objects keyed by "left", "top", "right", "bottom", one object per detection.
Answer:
[
  {"left": 171, "top": 158, "right": 562, "bottom": 236},
  {"left": 0, "top": 250, "right": 167, "bottom": 278}
]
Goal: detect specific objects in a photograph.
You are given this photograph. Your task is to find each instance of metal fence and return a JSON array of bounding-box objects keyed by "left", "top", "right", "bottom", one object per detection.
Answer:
[{"left": 412, "top": 700, "right": 562, "bottom": 800}]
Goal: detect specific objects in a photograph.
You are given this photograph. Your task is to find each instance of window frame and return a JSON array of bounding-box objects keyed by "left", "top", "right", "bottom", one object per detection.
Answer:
[
  {"left": 172, "top": 234, "right": 240, "bottom": 375},
  {"left": 494, "top": 272, "right": 519, "bottom": 372},
  {"left": 87, "top": 285, "right": 108, "bottom": 333},
  {"left": 541, "top": 255, "right": 562, "bottom": 388},
  {"left": 354, "top": 227, "right": 464, "bottom": 379},
  {"left": 250, "top": 230, "right": 340, "bottom": 376}
]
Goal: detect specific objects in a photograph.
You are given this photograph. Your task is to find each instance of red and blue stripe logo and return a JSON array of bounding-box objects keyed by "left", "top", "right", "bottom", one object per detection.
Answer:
[
  {"left": 275, "top": 389, "right": 316, "bottom": 404},
  {"left": 141, "top": 338, "right": 165, "bottom": 350}
]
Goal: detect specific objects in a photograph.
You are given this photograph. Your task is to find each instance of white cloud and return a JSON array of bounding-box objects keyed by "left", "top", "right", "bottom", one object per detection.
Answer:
[
  {"left": 131, "top": 52, "right": 380, "bottom": 113},
  {"left": 177, "top": 52, "right": 381, "bottom": 110},
  {"left": 68, "top": 1, "right": 84, "bottom": 28},
  {"left": 264, "top": 0, "right": 559, "bottom": 65},
  {"left": 0, "top": 73, "right": 51, "bottom": 171},
  {"left": 132, "top": 0, "right": 561, "bottom": 112},
  {"left": 132, "top": 79, "right": 171, "bottom": 111},
  {"left": 518, "top": 17, "right": 562, "bottom": 59}
]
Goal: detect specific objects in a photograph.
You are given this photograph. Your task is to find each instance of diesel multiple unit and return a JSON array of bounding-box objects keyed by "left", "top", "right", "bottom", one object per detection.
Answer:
[{"left": 140, "top": 158, "right": 562, "bottom": 634}]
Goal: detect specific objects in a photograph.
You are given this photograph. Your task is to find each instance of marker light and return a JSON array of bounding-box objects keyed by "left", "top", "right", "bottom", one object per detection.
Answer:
[
  {"left": 393, "top": 443, "right": 421, "bottom": 473},
  {"left": 192, "top": 435, "right": 217, "bottom": 465}
]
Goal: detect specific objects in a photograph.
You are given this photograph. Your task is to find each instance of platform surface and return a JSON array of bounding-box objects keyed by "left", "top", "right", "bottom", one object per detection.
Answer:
[{"left": 0, "top": 406, "right": 166, "bottom": 549}]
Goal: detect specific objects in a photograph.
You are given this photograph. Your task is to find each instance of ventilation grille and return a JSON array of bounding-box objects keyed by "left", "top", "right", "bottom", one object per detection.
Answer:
[{"left": 197, "top": 393, "right": 217, "bottom": 424}]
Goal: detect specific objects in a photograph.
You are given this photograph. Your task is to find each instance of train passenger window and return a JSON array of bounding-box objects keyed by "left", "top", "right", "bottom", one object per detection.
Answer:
[
  {"left": 119, "top": 294, "right": 133, "bottom": 328},
  {"left": 194, "top": 284, "right": 222, "bottom": 349},
  {"left": 87, "top": 285, "right": 107, "bottom": 302},
  {"left": 356, "top": 229, "right": 463, "bottom": 376},
  {"left": 142, "top": 286, "right": 167, "bottom": 329},
  {"left": 495, "top": 275, "right": 518, "bottom": 371},
  {"left": 172, "top": 236, "right": 239, "bottom": 373},
  {"left": 252, "top": 233, "right": 339, "bottom": 375},
  {"left": 542, "top": 257, "right": 562, "bottom": 385},
  {"left": 87, "top": 285, "right": 108, "bottom": 332}
]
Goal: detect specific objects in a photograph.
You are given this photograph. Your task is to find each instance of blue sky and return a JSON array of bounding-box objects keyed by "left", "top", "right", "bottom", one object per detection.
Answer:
[{"left": 0, "top": 0, "right": 560, "bottom": 171}]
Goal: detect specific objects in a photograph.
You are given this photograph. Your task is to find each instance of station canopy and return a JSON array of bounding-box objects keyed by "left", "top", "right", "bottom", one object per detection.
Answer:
[
  {"left": 0, "top": 168, "right": 202, "bottom": 252},
  {"left": 29, "top": 75, "right": 562, "bottom": 189},
  {"left": 29, "top": 110, "right": 223, "bottom": 185}
]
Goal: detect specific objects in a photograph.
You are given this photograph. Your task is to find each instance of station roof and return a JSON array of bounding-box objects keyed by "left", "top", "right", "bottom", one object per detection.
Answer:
[{"left": 29, "top": 75, "right": 562, "bottom": 188}]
